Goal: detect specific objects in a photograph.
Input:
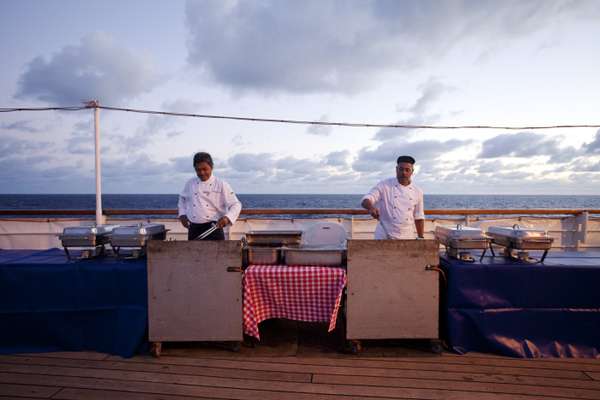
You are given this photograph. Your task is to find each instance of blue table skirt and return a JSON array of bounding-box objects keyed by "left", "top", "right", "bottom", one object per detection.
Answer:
[
  {"left": 441, "top": 251, "right": 600, "bottom": 358},
  {"left": 0, "top": 249, "right": 147, "bottom": 357}
]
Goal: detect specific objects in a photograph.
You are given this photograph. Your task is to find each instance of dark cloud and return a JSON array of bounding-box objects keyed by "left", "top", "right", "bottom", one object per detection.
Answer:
[
  {"left": 0, "top": 120, "right": 41, "bottom": 133},
  {"left": 185, "top": 0, "right": 593, "bottom": 93},
  {"left": 373, "top": 114, "right": 440, "bottom": 141},
  {"left": 408, "top": 78, "right": 453, "bottom": 115},
  {"left": 353, "top": 138, "right": 471, "bottom": 172},
  {"left": 228, "top": 153, "right": 275, "bottom": 173},
  {"left": 479, "top": 132, "right": 581, "bottom": 162},
  {"left": 15, "top": 32, "right": 161, "bottom": 105},
  {"left": 324, "top": 150, "right": 350, "bottom": 167},
  {"left": 0, "top": 137, "right": 51, "bottom": 159},
  {"left": 584, "top": 129, "right": 600, "bottom": 154}
]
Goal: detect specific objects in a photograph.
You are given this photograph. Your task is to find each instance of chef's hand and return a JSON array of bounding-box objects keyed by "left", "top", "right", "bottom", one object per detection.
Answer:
[
  {"left": 217, "top": 216, "right": 231, "bottom": 229},
  {"left": 179, "top": 215, "right": 190, "bottom": 228},
  {"left": 368, "top": 207, "right": 380, "bottom": 220}
]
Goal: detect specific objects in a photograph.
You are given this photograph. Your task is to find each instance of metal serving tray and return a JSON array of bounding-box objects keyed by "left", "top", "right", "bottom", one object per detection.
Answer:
[
  {"left": 283, "top": 246, "right": 345, "bottom": 266},
  {"left": 487, "top": 225, "right": 553, "bottom": 249},
  {"left": 247, "top": 247, "right": 280, "bottom": 265},
  {"left": 59, "top": 225, "right": 118, "bottom": 247},
  {"left": 245, "top": 230, "right": 302, "bottom": 247},
  {"left": 435, "top": 225, "right": 485, "bottom": 240},
  {"left": 435, "top": 225, "right": 490, "bottom": 250},
  {"left": 110, "top": 223, "right": 167, "bottom": 248}
]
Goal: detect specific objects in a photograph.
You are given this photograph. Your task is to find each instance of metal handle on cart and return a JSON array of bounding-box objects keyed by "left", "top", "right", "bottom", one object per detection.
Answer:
[{"left": 425, "top": 264, "right": 447, "bottom": 286}]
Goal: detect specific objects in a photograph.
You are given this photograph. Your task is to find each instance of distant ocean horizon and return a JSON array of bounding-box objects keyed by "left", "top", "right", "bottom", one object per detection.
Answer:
[{"left": 2, "top": 194, "right": 600, "bottom": 216}]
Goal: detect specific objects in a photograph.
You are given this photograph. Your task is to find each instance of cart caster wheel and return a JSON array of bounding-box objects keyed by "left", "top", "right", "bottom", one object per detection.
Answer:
[
  {"left": 150, "top": 342, "right": 162, "bottom": 358},
  {"left": 229, "top": 341, "right": 241, "bottom": 352},
  {"left": 430, "top": 340, "right": 443, "bottom": 354}
]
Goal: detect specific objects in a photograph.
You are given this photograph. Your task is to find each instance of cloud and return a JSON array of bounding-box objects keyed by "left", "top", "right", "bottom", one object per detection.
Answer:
[
  {"left": 0, "top": 120, "right": 41, "bottom": 133},
  {"left": 479, "top": 131, "right": 581, "bottom": 162},
  {"left": 306, "top": 115, "right": 333, "bottom": 136},
  {"left": 185, "top": 0, "right": 593, "bottom": 93},
  {"left": 0, "top": 137, "right": 52, "bottom": 159},
  {"left": 584, "top": 129, "right": 600, "bottom": 154},
  {"left": 373, "top": 114, "right": 441, "bottom": 141},
  {"left": 324, "top": 150, "right": 350, "bottom": 167},
  {"left": 228, "top": 152, "right": 275, "bottom": 173},
  {"left": 408, "top": 78, "right": 454, "bottom": 115},
  {"left": 15, "top": 32, "right": 162, "bottom": 105},
  {"left": 353, "top": 137, "right": 472, "bottom": 172}
]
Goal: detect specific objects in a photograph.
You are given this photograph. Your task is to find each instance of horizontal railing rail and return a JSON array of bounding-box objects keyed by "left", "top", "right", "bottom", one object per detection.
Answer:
[{"left": 1, "top": 208, "right": 600, "bottom": 216}]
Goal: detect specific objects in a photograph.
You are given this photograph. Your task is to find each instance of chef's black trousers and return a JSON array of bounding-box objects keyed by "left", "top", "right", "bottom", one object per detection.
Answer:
[{"left": 188, "top": 221, "right": 225, "bottom": 241}]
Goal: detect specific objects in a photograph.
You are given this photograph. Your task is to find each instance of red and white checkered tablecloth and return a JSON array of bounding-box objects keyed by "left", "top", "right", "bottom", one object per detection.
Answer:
[{"left": 243, "top": 265, "right": 347, "bottom": 340}]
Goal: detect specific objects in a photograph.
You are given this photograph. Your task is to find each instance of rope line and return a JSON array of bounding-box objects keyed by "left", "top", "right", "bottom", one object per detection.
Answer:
[{"left": 1, "top": 104, "right": 599, "bottom": 130}]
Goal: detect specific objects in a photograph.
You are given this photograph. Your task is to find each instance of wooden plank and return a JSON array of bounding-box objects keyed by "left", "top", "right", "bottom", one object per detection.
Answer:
[
  {"left": 0, "top": 384, "right": 59, "bottom": 398},
  {"left": 313, "top": 373, "right": 600, "bottom": 400},
  {"left": 0, "top": 371, "right": 575, "bottom": 400},
  {"left": 0, "top": 372, "right": 381, "bottom": 400},
  {"left": 73, "top": 354, "right": 600, "bottom": 390},
  {"left": 53, "top": 388, "right": 219, "bottom": 400},
  {"left": 346, "top": 239, "right": 440, "bottom": 340},
  {"left": 147, "top": 241, "right": 243, "bottom": 342},
  {"left": 102, "top": 354, "right": 591, "bottom": 380},
  {"left": 586, "top": 372, "right": 600, "bottom": 381},
  {"left": 0, "top": 355, "right": 311, "bottom": 383},
  {"left": 15, "top": 352, "right": 108, "bottom": 361}
]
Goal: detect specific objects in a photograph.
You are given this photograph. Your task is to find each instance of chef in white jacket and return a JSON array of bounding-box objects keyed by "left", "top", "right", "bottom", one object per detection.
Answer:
[
  {"left": 361, "top": 155, "right": 425, "bottom": 240},
  {"left": 178, "top": 152, "right": 242, "bottom": 240}
]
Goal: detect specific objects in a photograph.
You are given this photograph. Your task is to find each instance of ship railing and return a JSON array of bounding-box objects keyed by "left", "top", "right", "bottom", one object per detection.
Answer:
[{"left": 1, "top": 209, "right": 599, "bottom": 250}]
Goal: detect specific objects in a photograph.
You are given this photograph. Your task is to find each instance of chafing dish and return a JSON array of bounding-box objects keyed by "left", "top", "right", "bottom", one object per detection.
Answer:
[
  {"left": 434, "top": 224, "right": 490, "bottom": 262},
  {"left": 487, "top": 224, "right": 554, "bottom": 263},
  {"left": 247, "top": 247, "right": 280, "bottom": 265},
  {"left": 244, "top": 230, "right": 302, "bottom": 247},
  {"left": 110, "top": 223, "right": 167, "bottom": 258},
  {"left": 282, "top": 245, "right": 345, "bottom": 266},
  {"left": 59, "top": 224, "right": 119, "bottom": 260}
]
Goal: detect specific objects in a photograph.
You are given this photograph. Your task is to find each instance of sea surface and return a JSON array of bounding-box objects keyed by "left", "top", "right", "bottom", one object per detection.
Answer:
[{"left": 1, "top": 194, "right": 600, "bottom": 218}]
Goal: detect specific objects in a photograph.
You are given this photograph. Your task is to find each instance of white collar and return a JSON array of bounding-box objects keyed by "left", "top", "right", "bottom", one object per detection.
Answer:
[{"left": 197, "top": 175, "right": 216, "bottom": 185}]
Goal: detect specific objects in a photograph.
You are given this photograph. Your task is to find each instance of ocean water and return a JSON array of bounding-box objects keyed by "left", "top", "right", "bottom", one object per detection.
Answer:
[{"left": 1, "top": 194, "right": 600, "bottom": 218}]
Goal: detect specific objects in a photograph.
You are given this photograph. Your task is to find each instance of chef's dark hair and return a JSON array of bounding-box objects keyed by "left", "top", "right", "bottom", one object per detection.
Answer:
[
  {"left": 396, "top": 155, "right": 415, "bottom": 164},
  {"left": 193, "top": 152, "right": 214, "bottom": 168}
]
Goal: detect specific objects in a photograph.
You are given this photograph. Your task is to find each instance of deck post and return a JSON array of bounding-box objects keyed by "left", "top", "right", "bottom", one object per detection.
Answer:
[
  {"left": 90, "top": 100, "right": 104, "bottom": 226},
  {"left": 575, "top": 211, "right": 589, "bottom": 249}
]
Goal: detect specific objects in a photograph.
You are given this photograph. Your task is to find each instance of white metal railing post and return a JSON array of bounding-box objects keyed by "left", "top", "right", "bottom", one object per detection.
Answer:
[{"left": 89, "top": 100, "right": 103, "bottom": 226}]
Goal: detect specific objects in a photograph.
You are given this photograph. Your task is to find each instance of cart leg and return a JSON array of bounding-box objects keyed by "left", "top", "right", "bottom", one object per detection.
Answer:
[
  {"left": 150, "top": 342, "right": 162, "bottom": 358},
  {"left": 346, "top": 339, "right": 362, "bottom": 354},
  {"left": 229, "top": 341, "right": 242, "bottom": 352},
  {"left": 430, "top": 339, "right": 444, "bottom": 354}
]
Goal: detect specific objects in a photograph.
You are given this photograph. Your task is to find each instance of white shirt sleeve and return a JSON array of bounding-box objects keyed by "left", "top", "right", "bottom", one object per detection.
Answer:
[
  {"left": 361, "top": 182, "right": 382, "bottom": 205},
  {"left": 222, "top": 181, "right": 242, "bottom": 224},
  {"left": 414, "top": 187, "right": 425, "bottom": 220},
  {"left": 177, "top": 180, "right": 189, "bottom": 217}
]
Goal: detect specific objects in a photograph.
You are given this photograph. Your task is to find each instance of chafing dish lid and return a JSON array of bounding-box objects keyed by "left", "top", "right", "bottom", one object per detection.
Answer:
[
  {"left": 435, "top": 225, "right": 485, "bottom": 240},
  {"left": 487, "top": 225, "right": 547, "bottom": 239}
]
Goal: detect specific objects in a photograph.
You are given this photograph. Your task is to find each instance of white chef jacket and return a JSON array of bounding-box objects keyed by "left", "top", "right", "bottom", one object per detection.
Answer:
[
  {"left": 361, "top": 178, "right": 424, "bottom": 239},
  {"left": 178, "top": 175, "right": 242, "bottom": 225}
]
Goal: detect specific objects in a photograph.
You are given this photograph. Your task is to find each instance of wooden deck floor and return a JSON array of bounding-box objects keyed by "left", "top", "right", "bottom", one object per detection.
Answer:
[{"left": 2, "top": 337, "right": 600, "bottom": 400}]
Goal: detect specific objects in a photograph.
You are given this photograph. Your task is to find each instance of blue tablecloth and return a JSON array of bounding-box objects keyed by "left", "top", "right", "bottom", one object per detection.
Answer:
[
  {"left": 441, "top": 251, "right": 600, "bottom": 358},
  {"left": 0, "top": 249, "right": 147, "bottom": 357}
]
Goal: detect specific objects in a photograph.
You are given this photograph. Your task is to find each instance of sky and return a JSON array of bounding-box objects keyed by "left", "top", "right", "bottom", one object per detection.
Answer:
[{"left": 1, "top": 0, "right": 600, "bottom": 195}]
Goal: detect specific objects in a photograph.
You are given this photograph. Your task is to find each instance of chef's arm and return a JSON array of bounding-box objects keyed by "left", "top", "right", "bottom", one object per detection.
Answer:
[
  {"left": 415, "top": 219, "right": 425, "bottom": 238},
  {"left": 361, "top": 198, "right": 380, "bottom": 219}
]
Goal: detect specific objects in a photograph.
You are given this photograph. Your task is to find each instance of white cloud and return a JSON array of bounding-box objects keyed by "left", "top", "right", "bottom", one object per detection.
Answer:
[
  {"left": 185, "top": 0, "right": 595, "bottom": 93},
  {"left": 15, "top": 32, "right": 162, "bottom": 105},
  {"left": 479, "top": 131, "right": 582, "bottom": 162}
]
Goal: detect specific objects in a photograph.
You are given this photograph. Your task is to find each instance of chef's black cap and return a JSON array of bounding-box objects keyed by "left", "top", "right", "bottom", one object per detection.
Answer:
[{"left": 396, "top": 155, "right": 416, "bottom": 164}]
